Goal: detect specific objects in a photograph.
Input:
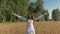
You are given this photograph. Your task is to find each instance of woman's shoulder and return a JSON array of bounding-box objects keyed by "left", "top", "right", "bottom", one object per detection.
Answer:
[{"left": 27, "top": 19, "right": 33, "bottom": 22}]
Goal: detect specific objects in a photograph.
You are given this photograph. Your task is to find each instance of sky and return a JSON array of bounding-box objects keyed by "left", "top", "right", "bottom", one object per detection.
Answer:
[
  {"left": 30, "top": 0, "right": 60, "bottom": 19},
  {"left": 44, "top": 0, "right": 60, "bottom": 19}
]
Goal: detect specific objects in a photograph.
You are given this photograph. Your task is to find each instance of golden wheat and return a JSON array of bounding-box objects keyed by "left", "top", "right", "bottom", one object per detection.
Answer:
[{"left": 0, "top": 21, "right": 60, "bottom": 34}]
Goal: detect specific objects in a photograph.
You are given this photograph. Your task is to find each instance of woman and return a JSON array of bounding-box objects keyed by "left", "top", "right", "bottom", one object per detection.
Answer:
[{"left": 12, "top": 12, "right": 47, "bottom": 34}]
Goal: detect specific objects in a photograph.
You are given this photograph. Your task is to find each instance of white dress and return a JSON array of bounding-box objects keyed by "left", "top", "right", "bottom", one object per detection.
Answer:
[
  {"left": 26, "top": 19, "right": 35, "bottom": 34},
  {"left": 15, "top": 14, "right": 44, "bottom": 34}
]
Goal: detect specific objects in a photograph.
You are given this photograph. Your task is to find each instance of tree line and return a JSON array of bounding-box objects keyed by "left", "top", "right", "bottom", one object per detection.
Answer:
[
  {"left": 0, "top": 0, "right": 49, "bottom": 22},
  {"left": 52, "top": 8, "right": 60, "bottom": 21}
]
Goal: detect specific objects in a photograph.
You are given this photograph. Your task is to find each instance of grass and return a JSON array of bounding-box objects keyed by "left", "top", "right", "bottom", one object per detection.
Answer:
[{"left": 0, "top": 21, "right": 60, "bottom": 34}]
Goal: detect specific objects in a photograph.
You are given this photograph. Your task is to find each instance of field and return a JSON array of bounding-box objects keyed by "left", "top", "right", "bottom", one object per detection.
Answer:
[{"left": 0, "top": 21, "right": 60, "bottom": 34}]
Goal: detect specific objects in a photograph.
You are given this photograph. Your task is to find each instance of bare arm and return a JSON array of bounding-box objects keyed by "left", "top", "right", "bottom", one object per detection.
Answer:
[
  {"left": 12, "top": 12, "right": 27, "bottom": 21},
  {"left": 36, "top": 13, "right": 48, "bottom": 20}
]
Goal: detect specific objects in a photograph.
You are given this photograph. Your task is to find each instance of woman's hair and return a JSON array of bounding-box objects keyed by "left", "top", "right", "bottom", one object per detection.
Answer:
[{"left": 27, "top": 13, "right": 35, "bottom": 20}]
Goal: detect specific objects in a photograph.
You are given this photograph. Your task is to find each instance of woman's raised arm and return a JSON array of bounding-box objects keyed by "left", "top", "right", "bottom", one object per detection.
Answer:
[
  {"left": 35, "top": 13, "right": 48, "bottom": 21},
  {"left": 12, "top": 12, "right": 27, "bottom": 21}
]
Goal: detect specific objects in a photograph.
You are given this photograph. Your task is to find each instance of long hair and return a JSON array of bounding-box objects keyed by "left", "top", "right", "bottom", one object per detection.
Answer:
[{"left": 27, "top": 13, "right": 35, "bottom": 20}]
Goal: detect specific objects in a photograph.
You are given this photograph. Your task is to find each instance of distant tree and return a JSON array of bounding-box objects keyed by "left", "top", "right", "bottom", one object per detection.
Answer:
[
  {"left": 28, "top": 2, "right": 36, "bottom": 14},
  {"left": 52, "top": 9, "right": 56, "bottom": 21},
  {"left": 52, "top": 8, "right": 60, "bottom": 21}
]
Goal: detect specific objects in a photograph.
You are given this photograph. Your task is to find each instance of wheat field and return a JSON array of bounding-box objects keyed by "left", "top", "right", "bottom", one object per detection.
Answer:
[{"left": 0, "top": 21, "right": 60, "bottom": 34}]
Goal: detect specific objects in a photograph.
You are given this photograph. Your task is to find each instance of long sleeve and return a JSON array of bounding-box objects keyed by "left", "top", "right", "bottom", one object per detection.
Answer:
[
  {"left": 15, "top": 15, "right": 27, "bottom": 21},
  {"left": 35, "top": 15, "right": 44, "bottom": 20}
]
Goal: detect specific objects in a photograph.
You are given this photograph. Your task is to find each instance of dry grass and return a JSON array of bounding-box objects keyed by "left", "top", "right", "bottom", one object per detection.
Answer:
[{"left": 0, "top": 21, "right": 60, "bottom": 34}]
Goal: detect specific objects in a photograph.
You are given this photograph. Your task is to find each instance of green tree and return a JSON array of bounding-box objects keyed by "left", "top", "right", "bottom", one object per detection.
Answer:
[
  {"left": 28, "top": 0, "right": 49, "bottom": 21},
  {"left": 52, "top": 8, "right": 60, "bottom": 21},
  {"left": 35, "top": 0, "right": 45, "bottom": 21},
  {"left": 0, "top": 0, "right": 29, "bottom": 22}
]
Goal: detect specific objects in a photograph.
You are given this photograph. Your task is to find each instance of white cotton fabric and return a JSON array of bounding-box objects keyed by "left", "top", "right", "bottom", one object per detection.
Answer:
[
  {"left": 16, "top": 15, "right": 27, "bottom": 21},
  {"left": 36, "top": 15, "right": 44, "bottom": 20},
  {"left": 26, "top": 19, "right": 35, "bottom": 34}
]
